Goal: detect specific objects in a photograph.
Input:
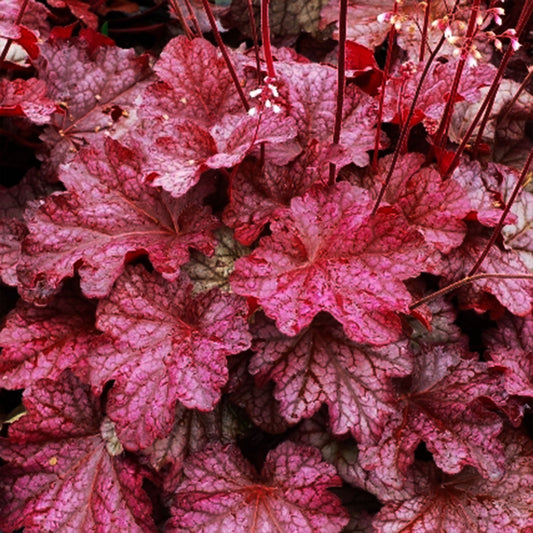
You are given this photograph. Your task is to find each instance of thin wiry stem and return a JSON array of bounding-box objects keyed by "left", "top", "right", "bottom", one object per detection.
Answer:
[
  {"left": 419, "top": 0, "right": 431, "bottom": 62},
  {"left": 246, "top": 0, "right": 262, "bottom": 83},
  {"left": 410, "top": 273, "right": 533, "bottom": 309},
  {"left": 0, "top": 0, "right": 30, "bottom": 64},
  {"left": 433, "top": 0, "right": 481, "bottom": 150},
  {"left": 371, "top": 1, "right": 398, "bottom": 171},
  {"left": 261, "top": 0, "right": 276, "bottom": 79},
  {"left": 472, "top": 0, "right": 533, "bottom": 155},
  {"left": 168, "top": 0, "right": 195, "bottom": 40},
  {"left": 328, "top": 0, "right": 348, "bottom": 186},
  {"left": 372, "top": 33, "right": 448, "bottom": 214},
  {"left": 200, "top": 0, "right": 250, "bottom": 112},
  {"left": 467, "top": 145, "right": 533, "bottom": 277}
]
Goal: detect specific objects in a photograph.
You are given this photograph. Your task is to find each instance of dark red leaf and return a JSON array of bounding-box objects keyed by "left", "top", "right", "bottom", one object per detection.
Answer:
[
  {"left": 250, "top": 312, "right": 412, "bottom": 443},
  {"left": 0, "top": 372, "right": 156, "bottom": 532},
  {"left": 231, "top": 182, "right": 431, "bottom": 344},
  {"left": 93, "top": 265, "right": 251, "bottom": 449},
  {"left": 167, "top": 441, "right": 348, "bottom": 532},
  {"left": 18, "top": 137, "right": 218, "bottom": 303}
]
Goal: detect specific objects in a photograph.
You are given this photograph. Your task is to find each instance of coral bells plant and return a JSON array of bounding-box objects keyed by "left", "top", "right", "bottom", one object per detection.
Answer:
[{"left": 2, "top": 0, "right": 533, "bottom": 530}]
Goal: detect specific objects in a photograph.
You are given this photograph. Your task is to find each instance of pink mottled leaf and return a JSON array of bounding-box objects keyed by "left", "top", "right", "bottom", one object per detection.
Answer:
[
  {"left": 372, "top": 430, "right": 533, "bottom": 533},
  {"left": 18, "top": 137, "right": 218, "bottom": 303},
  {"left": 251, "top": 312, "right": 412, "bottom": 443},
  {"left": 0, "top": 372, "right": 155, "bottom": 533},
  {"left": 359, "top": 153, "right": 470, "bottom": 254},
  {"left": 167, "top": 441, "right": 348, "bottom": 532},
  {"left": 231, "top": 182, "right": 430, "bottom": 344},
  {"left": 485, "top": 314, "right": 533, "bottom": 397},
  {"left": 36, "top": 33, "right": 152, "bottom": 173},
  {"left": 94, "top": 265, "right": 251, "bottom": 449},
  {"left": 226, "top": 352, "right": 291, "bottom": 434},
  {"left": 0, "top": 78, "right": 56, "bottom": 124},
  {"left": 359, "top": 343, "right": 507, "bottom": 488},
  {"left": 440, "top": 228, "right": 533, "bottom": 316},
  {"left": 0, "top": 288, "right": 95, "bottom": 388}
]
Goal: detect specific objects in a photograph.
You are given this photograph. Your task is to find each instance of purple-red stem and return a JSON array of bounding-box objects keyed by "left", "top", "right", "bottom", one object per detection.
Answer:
[
  {"left": 371, "top": 2, "right": 398, "bottom": 171},
  {"left": 182, "top": 0, "right": 203, "bottom": 37},
  {"left": 261, "top": 0, "right": 276, "bottom": 79},
  {"left": 200, "top": 0, "right": 250, "bottom": 112},
  {"left": 444, "top": 0, "right": 533, "bottom": 177},
  {"left": 168, "top": 0, "right": 195, "bottom": 40},
  {"left": 246, "top": 0, "right": 262, "bottom": 83},
  {"left": 419, "top": 0, "right": 431, "bottom": 62},
  {"left": 467, "top": 145, "right": 533, "bottom": 277},
  {"left": 371, "top": 33, "right": 447, "bottom": 214},
  {"left": 328, "top": 0, "right": 348, "bottom": 186},
  {"left": 410, "top": 272, "right": 533, "bottom": 309},
  {"left": 472, "top": 0, "right": 533, "bottom": 155},
  {"left": 0, "top": 0, "right": 30, "bottom": 64},
  {"left": 433, "top": 0, "right": 481, "bottom": 150}
]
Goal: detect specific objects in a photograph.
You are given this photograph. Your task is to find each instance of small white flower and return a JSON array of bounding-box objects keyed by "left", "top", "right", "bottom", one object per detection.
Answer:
[
  {"left": 272, "top": 104, "right": 281, "bottom": 114},
  {"left": 248, "top": 106, "right": 258, "bottom": 116},
  {"left": 249, "top": 88, "right": 263, "bottom": 98}
]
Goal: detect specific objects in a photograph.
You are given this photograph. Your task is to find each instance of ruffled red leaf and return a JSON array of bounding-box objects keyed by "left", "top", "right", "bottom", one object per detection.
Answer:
[
  {"left": 359, "top": 343, "right": 508, "bottom": 487},
  {"left": 0, "top": 289, "right": 95, "bottom": 388},
  {"left": 485, "top": 314, "right": 533, "bottom": 397},
  {"left": 0, "top": 372, "right": 155, "bottom": 533},
  {"left": 231, "top": 182, "right": 430, "bottom": 344},
  {"left": 167, "top": 441, "right": 348, "bottom": 532},
  {"left": 93, "top": 265, "right": 251, "bottom": 449},
  {"left": 0, "top": 78, "right": 56, "bottom": 124},
  {"left": 440, "top": 228, "right": 532, "bottom": 316},
  {"left": 251, "top": 313, "right": 412, "bottom": 443},
  {"left": 372, "top": 429, "right": 533, "bottom": 532},
  {"left": 18, "top": 137, "right": 218, "bottom": 303},
  {"left": 361, "top": 153, "right": 470, "bottom": 254}
]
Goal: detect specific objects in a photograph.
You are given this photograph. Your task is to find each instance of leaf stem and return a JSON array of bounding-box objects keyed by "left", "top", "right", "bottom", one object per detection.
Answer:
[
  {"left": 168, "top": 0, "right": 195, "bottom": 40},
  {"left": 328, "top": 0, "right": 348, "bottom": 186},
  {"left": 372, "top": 33, "right": 447, "bottom": 214},
  {"left": 371, "top": 1, "right": 398, "bottom": 171},
  {"left": 200, "top": 0, "right": 250, "bottom": 112},
  {"left": 410, "top": 273, "right": 533, "bottom": 310},
  {"left": 472, "top": 0, "right": 533, "bottom": 156},
  {"left": 0, "top": 0, "right": 30, "bottom": 64},
  {"left": 433, "top": 0, "right": 481, "bottom": 150},
  {"left": 419, "top": 0, "right": 431, "bottom": 62},
  {"left": 246, "top": 0, "right": 262, "bottom": 83},
  {"left": 261, "top": 0, "right": 276, "bottom": 79},
  {"left": 467, "top": 144, "right": 533, "bottom": 277},
  {"left": 182, "top": 0, "right": 203, "bottom": 37}
]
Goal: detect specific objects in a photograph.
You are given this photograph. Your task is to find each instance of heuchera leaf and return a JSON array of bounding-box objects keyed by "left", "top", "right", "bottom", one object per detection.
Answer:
[
  {"left": 94, "top": 265, "right": 251, "bottom": 449},
  {"left": 0, "top": 372, "right": 156, "bottom": 533},
  {"left": 0, "top": 288, "right": 95, "bottom": 388},
  {"left": 226, "top": 352, "right": 291, "bottom": 434},
  {"left": 359, "top": 343, "right": 507, "bottom": 487},
  {"left": 382, "top": 59, "right": 496, "bottom": 132},
  {"left": 250, "top": 312, "right": 412, "bottom": 443},
  {"left": 0, "top": 170, "right": 57, "bottom": 286},
  {"left": 182, "top": 227, "right": 250, "bottom": 294},
  {"left": 142, "top": 402, "right": 238, "bottom": 493},
  {"left": 18, "top": 137, "right": 218, "bottom": 303},
  {"left": 440, "top": 227, "right": 532, "bottom": 316},
  {"left": 231, "top": 182, "right": 430, "bottom": 345},
  {"left": 151, "top": 36, "right": 244, "bottom": 127},
  {"left": 361, "top": 153, "right": 471, "bottom": 254},
  {"left": 223, "top": 143, "right": 333, "bottom": 245},
  {"left": 485, "top": 314, "right": 533, "bottom": 397},
  {"left": 275, "top": 60, "right": 379, "bottom": 165},
  {"left": 372, "top": 429, "right": 533, "bottom": 533},
  {"left": 36, "top": 33, "right": 152, "bottom": 173},
  {"left": 167, "top": 441, "right": 348, "bottom": 532},
  {"left": 0, "top": 78, "right": 56, "bottom": 124}
]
